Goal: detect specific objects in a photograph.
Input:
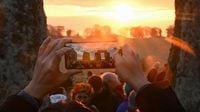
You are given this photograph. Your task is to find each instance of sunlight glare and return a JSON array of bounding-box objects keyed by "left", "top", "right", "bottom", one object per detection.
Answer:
[{"left": 113, "top": 4, "right": 136, "bottom": 23}]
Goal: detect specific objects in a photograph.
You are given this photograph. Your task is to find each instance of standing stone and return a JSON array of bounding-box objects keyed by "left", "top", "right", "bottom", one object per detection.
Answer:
[
  {"left": 168, "top": 0, "right": 200, "bottom": 111},
  {"left": 0, "top": 0, "right": 47, "bottom": 103}
]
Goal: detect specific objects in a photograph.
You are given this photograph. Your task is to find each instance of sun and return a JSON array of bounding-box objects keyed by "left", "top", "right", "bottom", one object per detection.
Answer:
[{"left": 112, "top": 4, "right": 136, "bottom": 23}]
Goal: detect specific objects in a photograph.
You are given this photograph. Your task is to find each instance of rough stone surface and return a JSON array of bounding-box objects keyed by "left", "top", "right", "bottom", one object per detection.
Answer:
[
  {"left": 168, "top": 0, "right": 200, "bottom": 111},
  {"left": 0, "top": 0, "right": 47, "bottom": 103}
]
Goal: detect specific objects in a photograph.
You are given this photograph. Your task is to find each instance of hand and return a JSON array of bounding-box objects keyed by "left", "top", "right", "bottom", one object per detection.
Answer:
[
  {"left": 24, "top": 38, "right": 81, "bottom": 99},
  {"left": 113, "top": 45, "right": 150, "bottom": 92}
]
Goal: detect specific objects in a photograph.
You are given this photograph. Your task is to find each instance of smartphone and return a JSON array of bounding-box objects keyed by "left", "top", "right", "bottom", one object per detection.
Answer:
[{"left": 65, "top": 42, "right": 119, "bottom": 69}]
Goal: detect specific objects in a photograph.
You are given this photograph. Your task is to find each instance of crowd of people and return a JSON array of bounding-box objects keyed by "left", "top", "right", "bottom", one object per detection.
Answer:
[{"left": 0, "top": 38, "right": 185, "bottom": 112}]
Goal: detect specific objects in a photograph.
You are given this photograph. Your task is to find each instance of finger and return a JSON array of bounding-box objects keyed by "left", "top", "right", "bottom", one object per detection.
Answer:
[
  {"left": 44, "top": 38, "right": 72, "bottom": 57},
  {"left": 50, "top": 47, "right": 73, "bottom": 69},
  {"left": 120, "top": 45, "right": 139, "bottom": 71},
  {"left": 122, "top": 45, "right": 139, "bottom": 63},
  {"left": 114, "top": 53, "right": 130, "bottom": 70},
  {"left": 121, "top": 45, "right": 134, "bottom": 61},
  {"left": 110, "top": 47, "right": 118, "bottom": 58},
  {"left": 60, "top": 70, "right": 82, "bottom": 84},
  {"left": 65, "top": 69, "right": 82, "bottom": 76},
  {"left": 111, "top": 49, "right": 119, "bottom": 59},
  {"left": 43, "top": 38, "right": 60, "bottom": 57},
  {"left": 135, "top": 54, "right": 140, "bottom": 63},
  {"left": 52, "top": 38, "right": 72, "bottom": 52},
  {"left": 113, "top": 52, "right": 123, "bottom": 66},
  {"left": 38, "top": 37, "right": 51, "bottom": 56},
  {"left": 116, "top": 54, "right": 134, "bottom": 71},
  {"left": 122, "top": 45, "right": 135, "bottom": 58},
  {"left": 56, "top": 47, "right": 73, "bottom": 58}
]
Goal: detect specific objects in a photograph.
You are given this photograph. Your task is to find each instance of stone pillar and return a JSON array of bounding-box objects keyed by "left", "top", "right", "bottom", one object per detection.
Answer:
[
  {"left": 168, "top": 0, "right": 200, "bottom": 111},
  {"left": 0, "top": 0, "right": 47, "bottom": 103}
]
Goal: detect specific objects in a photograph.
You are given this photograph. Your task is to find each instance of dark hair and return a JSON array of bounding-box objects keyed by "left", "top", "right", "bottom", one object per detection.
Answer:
[
  {"left": 88, "top": 76, "right": 102, "bottom": 92},
  {"left": 40, "top": 101, "right": 92, "bottom": 112},
  {"left": 87, "top": 71, "right": 93, "bottom": 77}
]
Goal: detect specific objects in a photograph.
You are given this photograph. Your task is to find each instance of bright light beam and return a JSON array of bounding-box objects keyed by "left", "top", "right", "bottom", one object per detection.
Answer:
[{"left": 112, "top": 4, "right": 136, "bottom": 23}]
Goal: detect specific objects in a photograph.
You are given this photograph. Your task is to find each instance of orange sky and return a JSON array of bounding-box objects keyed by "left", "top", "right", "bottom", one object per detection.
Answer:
[{"left": 44, "top": 0, "right": 175, "bottom": 35}]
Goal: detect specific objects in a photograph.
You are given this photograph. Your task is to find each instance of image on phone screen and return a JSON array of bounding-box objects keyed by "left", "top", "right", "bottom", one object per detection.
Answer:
[{"left": 65, "top": 42, "right": 118, "bottom": 69}]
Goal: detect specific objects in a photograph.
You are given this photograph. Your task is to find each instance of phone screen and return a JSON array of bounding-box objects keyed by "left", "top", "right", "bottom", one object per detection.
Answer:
[{"left": 65, "top": 42, "right": 118, "bottom": 69}]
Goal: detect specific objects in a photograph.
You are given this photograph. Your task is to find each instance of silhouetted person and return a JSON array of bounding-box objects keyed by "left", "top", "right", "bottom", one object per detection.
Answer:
[
  {"left": 88, "top": 76, "right": 103, "bottom": 93},
  {"left": 90, "top": 72, "right": 123, "bottom": 112},
  {"left": 87, "top": 71, "right": 93, "bottom": 79}
]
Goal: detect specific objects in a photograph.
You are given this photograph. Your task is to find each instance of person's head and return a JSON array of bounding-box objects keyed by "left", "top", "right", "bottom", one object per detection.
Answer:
[
  {"left": 71, "top": 83, "right": 93, "bottom": 105},
  {"left": 87, "top": 71, "right": 93, "bottom": 78},
  {"left": 101, "top": 72, "right": 121, "bottom": 90},
  {"left": 88, "top": 75, "right": 103, "bottom": 92}
]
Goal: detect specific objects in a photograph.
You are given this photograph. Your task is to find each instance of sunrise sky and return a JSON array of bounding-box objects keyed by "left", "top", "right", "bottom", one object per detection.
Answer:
[{"left": 44, "top": 0, "right": 175, "bottom": 35}]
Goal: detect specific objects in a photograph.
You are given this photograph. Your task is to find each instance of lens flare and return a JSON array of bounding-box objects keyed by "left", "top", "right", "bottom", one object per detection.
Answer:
[{"left": 165, "top": 36, "right": 196, "bottom": 56}]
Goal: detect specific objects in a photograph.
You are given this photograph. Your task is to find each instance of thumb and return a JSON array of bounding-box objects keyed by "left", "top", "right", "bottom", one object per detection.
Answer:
[{"left": 64, "top": 69, "right": 82, "bottom": 77}]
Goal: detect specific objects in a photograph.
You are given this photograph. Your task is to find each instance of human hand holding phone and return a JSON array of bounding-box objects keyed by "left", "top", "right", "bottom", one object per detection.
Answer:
[
  {"left": 113, "top": 45, "right": 150, "bottom": 92},
  {"left": 24, "top": 38, "right": 81, "bottom": 100}
]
